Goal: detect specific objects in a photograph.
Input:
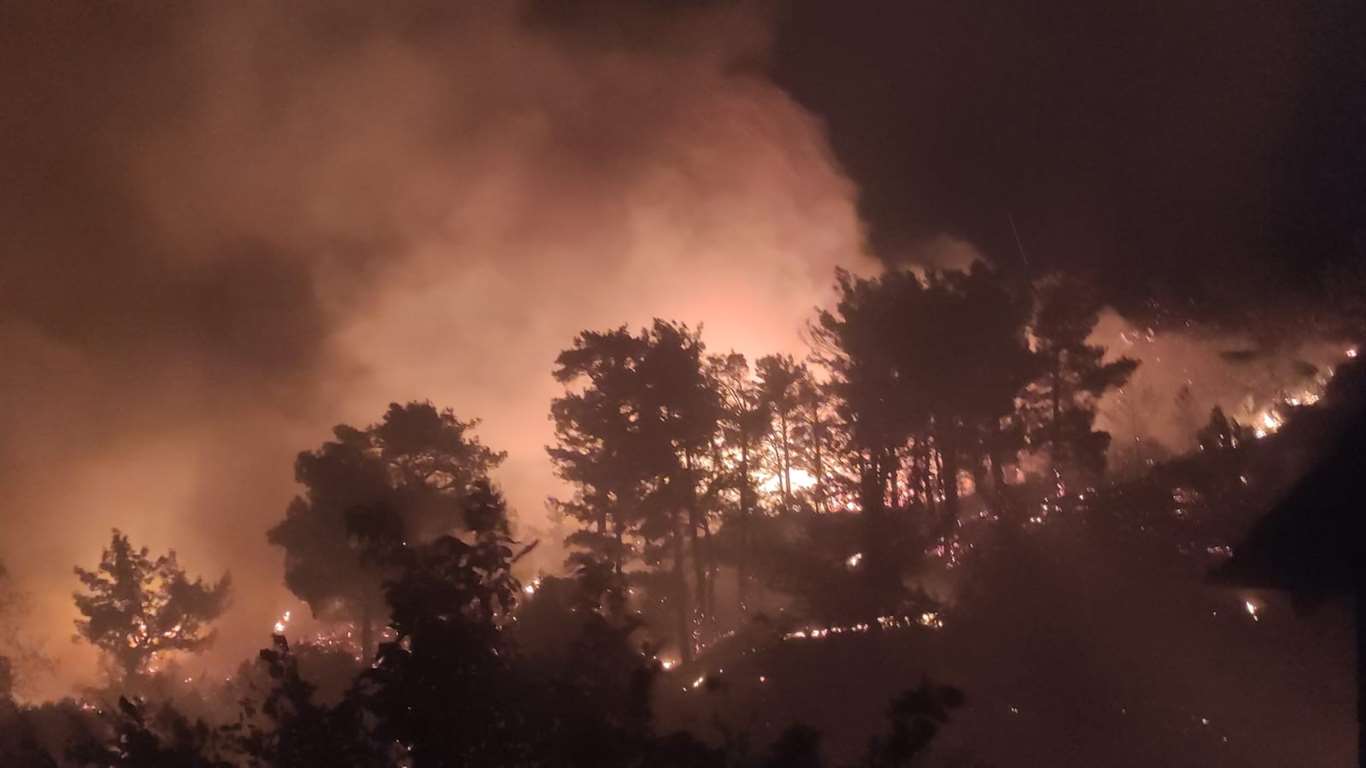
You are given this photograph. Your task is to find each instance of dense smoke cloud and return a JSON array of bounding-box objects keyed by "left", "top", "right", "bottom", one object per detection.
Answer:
[{"left": 0, "top": 0, "right": 870, "bottom": 695}]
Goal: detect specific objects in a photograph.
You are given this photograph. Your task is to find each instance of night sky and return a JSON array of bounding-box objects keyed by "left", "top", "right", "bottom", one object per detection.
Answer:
[{"left": 771, "top": 0, "right": 1366, "bottom": 324}]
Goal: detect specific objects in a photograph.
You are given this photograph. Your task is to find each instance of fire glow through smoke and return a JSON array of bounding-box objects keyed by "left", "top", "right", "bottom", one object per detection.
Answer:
[{"left": 0, "top": 1, "right": 872, "bottom": 697}]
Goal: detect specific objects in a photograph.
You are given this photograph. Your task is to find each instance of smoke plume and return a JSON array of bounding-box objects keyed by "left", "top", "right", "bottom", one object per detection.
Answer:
[{"left": 0, "top": 0, "right": 870, "bottom": 695}]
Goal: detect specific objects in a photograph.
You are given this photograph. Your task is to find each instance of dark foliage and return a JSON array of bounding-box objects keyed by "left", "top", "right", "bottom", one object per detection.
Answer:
[
  {"left": 73, "top": 531, "right": 230, "bottom": 686},
  {"left": 267, "top": 402, "right": 505, "bottom": 662}
]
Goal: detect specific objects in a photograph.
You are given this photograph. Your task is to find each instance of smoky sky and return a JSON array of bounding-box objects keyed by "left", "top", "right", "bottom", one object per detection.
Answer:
[
  {"left": 0, "top": 0, "right": 872, "bottom": 694},
  {"left": 771, "top": 0, "right": 1366, "bottom": 326}
]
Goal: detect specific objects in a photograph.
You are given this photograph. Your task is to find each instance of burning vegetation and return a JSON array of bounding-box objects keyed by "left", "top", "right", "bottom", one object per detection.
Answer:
[
  {"left": 3, "top": 259, "right": 1362, "bottom": 766},
  {"left": 2, "top": 2, "right": 1365, "bottom": 766}
]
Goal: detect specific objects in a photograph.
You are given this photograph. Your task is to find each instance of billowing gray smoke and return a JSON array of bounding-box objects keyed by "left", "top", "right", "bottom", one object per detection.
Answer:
[{"left": 0, "top": 0, "right": 870, "bottom": 696}]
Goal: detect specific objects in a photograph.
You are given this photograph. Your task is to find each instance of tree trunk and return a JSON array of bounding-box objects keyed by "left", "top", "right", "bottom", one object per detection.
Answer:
[
  {"left": 925, "top": 441, "right": 939, "bottom": 517},
  {"left": 1051, "top": 350, "right": 1063, "bottom": 459},
  {"left": 989, "top": 447, "right": 1011, "bottom": 519},
  {"left": 360, "top": 601, "right": 374, "bottom": 665},
  {"left": 701, "top": 520, "right": 717, "bottom": 619},
  {"left": 617, "top": 483, "right": 636, "bottom": 573},
  {"left": 914, "top": 438, "right": 932, "bottom": 508},
  {"left": 990, "top": 447, "right": 1008, "bottom": 491},
  {"left": 684, "top": 450, "right": 707, "bottom": 625},
  {"left": 687, "top": 520, "right": 706, "bottom": 624},
  {"left": 811, "top": 411, "right": 826, "bottom": 514},
  {"left": 614, "top": 526, "right": 625, "bottom": 576},
  {"left": 860, "top": 450, "right": 897, "bottom": 609},
  {"left": 738, "top": 440, "right": 751, "bottom": 611},
  {"left": 971, "top": 460, "right": 988, "bottom": 506},
  {"left": 780, "top": 411, "right": 792, "bottom": 509},
  {"left": 119, "top": 649, "right": 142, "bottom": 691},
  {"left": 941, "top": 428, "right": 960, "bottom": 534},
  {"left": 673, "top": 511, "right": 693, "bottom": 663}
]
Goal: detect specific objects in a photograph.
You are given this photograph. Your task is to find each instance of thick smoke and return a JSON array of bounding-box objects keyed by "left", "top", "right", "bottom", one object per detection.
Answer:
[
  {"left": 1091, "top": 311, "right": 1352, "bottom": 469},
  {"left": 0, "top": 1, "right": 870, "bottom": 695}
]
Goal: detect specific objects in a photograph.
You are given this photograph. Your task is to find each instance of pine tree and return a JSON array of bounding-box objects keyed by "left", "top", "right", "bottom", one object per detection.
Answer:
[
  {"left": 756, "top": 354, "right": 804, "bottom": 512},
  {"left": 548, "top": 327, "right": 653, "bottom": 573},
  {"left": 550, "top": 321, "right": 716, "bottom": 662},
  {"left": 815, "top": 264, "right": 1037, "bottom": 555},
  {"left": 0, "top": 562, "right": 49, "bottom": 697},
  {"left": 1025, "top": 275, "right": 1138, "bottom": 483},
  {"left": 636, "top": 320, "right": 717, "bottom": 660},
  {"left": 73, "top": 530, "right": 230, "bottom": 685},
  {"left": 709, "top": 352, "right": 770, "bottom": 611},
  {"left": 792, "top": 376, "right": 837, "bottom": 514}
]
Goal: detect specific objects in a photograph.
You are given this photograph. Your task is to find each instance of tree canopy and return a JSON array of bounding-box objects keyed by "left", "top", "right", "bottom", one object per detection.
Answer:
[
  {"left": 267, "top": 401, "right": 504, "bottom": 661},
  {"left": 73, "top": 530, "right": 231, "bottom": 685}
]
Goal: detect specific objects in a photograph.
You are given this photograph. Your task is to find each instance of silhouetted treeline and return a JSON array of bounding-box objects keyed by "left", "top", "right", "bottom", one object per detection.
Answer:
[
  {"left": 2, "top": 487, "right": 962, "bottom": 766},
  {"left": 42, "top": 264, "right": 1352, "bottom": 767},
  {"left": 547, "top": 265, "right": 1135, "bottom": 658}
]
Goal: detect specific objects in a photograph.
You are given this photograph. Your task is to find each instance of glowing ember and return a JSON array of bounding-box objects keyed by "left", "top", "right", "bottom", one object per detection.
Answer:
[
  {"left": 782, "top": 613, "right": 942, "bottom": 641},
  {"left": 845, "top": 552, "right": 863, "bottom": 569},
  {"left": 1243, "top": 599, "right": 1261, "bottom": 622},
  {"left": 929, "top": 536, "right": 972, "bottom": 567}
]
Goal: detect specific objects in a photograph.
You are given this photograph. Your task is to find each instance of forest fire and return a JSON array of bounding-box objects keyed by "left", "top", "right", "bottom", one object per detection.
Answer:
[{"left": 1, "top": 2, "right": 1363, "bottom": 766}]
